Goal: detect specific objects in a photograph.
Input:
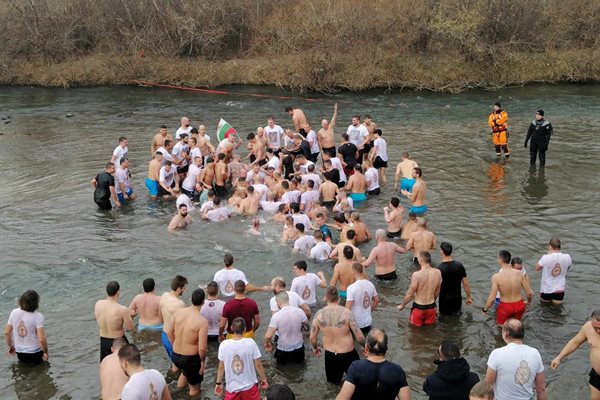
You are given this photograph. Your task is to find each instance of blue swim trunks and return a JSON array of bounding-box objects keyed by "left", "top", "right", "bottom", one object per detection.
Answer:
[
  {"left": 349, "top": 193, "right": 367, "bottom": 202},
  {"left": 338, "top": 290, "right": 347, "bottom": 299},
  {"left": 139, "top": 322, "right": 163, "bottom": 331},
  {"left": 161, "top": 331, "right": 173, "bottom": 360},
  {"left": 117, "top": 188, "right": 134, "bottom": 203},
  {"left": 410, "top": 205, "right": 428, "bottom": 215},
  {"left": 401, "top": 178, "right": 416, "bottom": 192},
  {"left": 145, "top": 178, "right": 159, "bottom": 196}
]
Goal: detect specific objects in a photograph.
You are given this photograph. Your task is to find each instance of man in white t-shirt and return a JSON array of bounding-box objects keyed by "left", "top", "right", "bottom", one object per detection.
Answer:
[
  {"left": 264, "top": 291, "right": 307, "bottom": 364},
  {"left": 345, "top": 263, "right": 378, "bottom": 336},
  {"left": 203, "top": 197, "right": 231, "bottom": 222},
  {"left": 213, "top": 253, "right": 249, "bottom": 297},
  {"left": 215, "top": 318, "right": 268, "bottom": 398},
  {"left": 290, "top": 260, "right": 327, "bottom": 307},
  {"left": 176, "top": 192, "right": 193, "bottom": 212},
  {"left": 300, "top": 180, "right": 320, "bottom": 213},
  {"left": 305, "top": 123, "right": 320, "bottom": 163},
  {"left": 485, "top": 319, "right": 546, "bottom": 400},
  {"left": 293, "top": 223, "right": 317, "bottom": 255},
  {"left": 181, "top": 156, "right": 202, "bottom": 198},
  {"left": 115, "top": 158, "right": 136, "bottom": 203},
  {"left": 6, "top": 289, "right": 48, "bottom": 365},
  {"left": 310, "top": 231, "right": 332, "bottom": 262},
  {"left": 175, "top": 116, "right": 193, "bottom": 140},
  {"left": 535, "top": 237, "right": 572, "bottom": 304},
  {"left": 370, "top": 128, "right": 388, "bottom": 183},
  {"left": 265, "top": 148, "right": 281, "bottom": 172},
  {"left": 111, "top": 136, "right": 129, "bottom": 167},
  {"left": 346, "top": 116, "right": 369, "bottom": 162},
  {"left": 199, "top": 281, "right": 225, "bottom": 341},
  {"left": 269, "top": 277, "right": 311, "bottom": 318},
  {"left": 119, "top": 344, "right": 171, "bottom": 400},
  {"left": 363, "top": 159, "right": 380, "bottom": 196},
  {"left": 158, "top": 161, "right": 179, "bottom": 199},
  {"left": 265, "top": 117, "right": 284, "bottom": 153},
  {"left": 301, "top": 164, "right": 323, "bottom": 187}
]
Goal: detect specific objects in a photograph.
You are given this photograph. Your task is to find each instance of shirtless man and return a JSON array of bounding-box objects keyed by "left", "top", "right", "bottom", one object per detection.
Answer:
[
  {"left": 285, "top": 106, "right": 308, "bottom": 135},
  {"left": 216, "top": 134, "right": 240, "bottom": 160},
  {"left": 146, "top": 152, "right": 163, "bottom": 201},
  {"left": 128, "top": 278, "right": 163, "bottom": 331},
  {"left": 363, "top": 229, "right": 407, "bottom": 281},
  {"left": 168, "top": 204, "right": 192, "bottom": 231},
  {"left": 195, "top": 125, "right": 214, "bottom": 157},
  {"left": 397, "top": 251, "right": 442, "bottom": 327},
  {"left": 159, "top": 275, "right": 188, "bottom": 365},
  {"left": 331, "top": 246, "right": 357, "bottom": 303},
  {"left": 401, "top": 212, "right": 418, "bottom": 240},
  {"left": 310, "top": 286, "right": 365, "bottom": 384},
  {"left": 395, "top": 152, "right": 419, "bottom": 192},
  {"left": 151, "top": 125, "right": 173, "bottom": 155},
  {"left": 362, "top": 115, "right": 377, "bottom": 158},
  {"left": 99, "top": 338, "right": 129, "bottom": 400},
  {"left": 247, "top": 132, "right": 267, "bottom": 165},
  {"left": 199, "top": 156, "right": 215, "bottom": 191},
  {"left": 238, "top": 185, "right": 260, "bottom": 216},
  {"left": 229, "top": 155, "right": 249, "bottom": 186},
  {"left": 482, "top": 250, "right": 533, "bottom": 325},
  {"left": 168, "top": 289, "right": 209, "bottom": 397},
  {"left": 214, "top": 153, "right": 229, "bottom": 198},
  {"left": 95, "top": 281, "right": 134, "bottom": 362},
  {"left": 330, "top": 230, "right": 364, "bottom": 262},
  {"left": 318, "top": 103, "right": 338, "bottom": 158},
  {"left": 320, "top": 173, "right": 338, "bottom": 207},
  {"left": 384, "top": 197, "right": 405, "bottom": 239},
  {"left": 349, "top": 212, "right": 371, "bottom": 243},
  {"left": 401, "top": 167, "right": 427, "bottom": 215},
  {"left": 345, "top": 164, "right": 367, "bottom": 203},
  {"left": 551, "top": 309, "right": 600, "bottom": 400},
  {"left": 406, "top": 218, "right": 436, "bottom": 265}
]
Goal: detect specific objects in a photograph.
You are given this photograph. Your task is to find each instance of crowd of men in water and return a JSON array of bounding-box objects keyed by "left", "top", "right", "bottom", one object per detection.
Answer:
[{"left": 6, "top": 105, "right": 598, "bottom": 400}]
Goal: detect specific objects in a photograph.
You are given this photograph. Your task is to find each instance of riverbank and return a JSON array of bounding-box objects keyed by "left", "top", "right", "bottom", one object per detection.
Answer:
[{"left": 2, "top": 49, "right": 599, "bottom": 92}]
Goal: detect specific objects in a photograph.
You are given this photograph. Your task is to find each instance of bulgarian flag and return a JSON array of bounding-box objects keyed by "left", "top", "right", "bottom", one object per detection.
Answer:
[{"left": 217, "top": 118, "right": 237, "bottom": 142}]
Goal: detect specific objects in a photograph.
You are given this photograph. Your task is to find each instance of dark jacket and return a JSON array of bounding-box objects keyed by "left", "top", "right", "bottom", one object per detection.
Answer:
[
  {"left": 525, "top": 119, "right": 553, "bottom": 146},
  {"left": 423, "top": 358, "right": 480, "bottom": 400}
]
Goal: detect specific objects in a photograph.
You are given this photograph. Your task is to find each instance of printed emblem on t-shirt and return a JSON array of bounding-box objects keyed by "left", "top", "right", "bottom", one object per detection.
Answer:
[
  {"left": 551, "top": 263, "right": 562, "bottom": 277},
  {"left": 225, "top": 280, "right": 234, "bottom": 294},
  {"left": 17, "top": 321, "right": 27, "bottom": 337},
  {"left": 302, "top": 286, "right": 311, "bottom": 300},
  {"left": 149, "top": 382, "right": 159, "bottom": 400},
  {"left": 232, "top": 355, "right": 244, "bottom": 375},
  {"left": 514, "top": 360, "right": 531, "bottom": 384},
  {"left": 209, "top": 301, "right": 215, "bottom": 308},
  {"left": 362, "top": 291, "right": 371, "bottom": 309}
]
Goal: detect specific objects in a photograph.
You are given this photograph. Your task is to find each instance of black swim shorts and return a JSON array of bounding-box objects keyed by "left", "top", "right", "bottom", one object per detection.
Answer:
[
  {"left": 540, "top": 292, "right": 565, "bottom": 302},
  {"left": 172, "top": 352, "right": 203, "bottom": 386},
  {"left": 386, "top": 229, "right": 402, "bottom": 239},
  {"left": 375, "top": 271, "right": 398, "bottom": 281},
  {"left": 590, "top": 368, "right": 600, "bottom": 391},
  {"left": 324, "top": 349, "right": 359, "bottom": 384}
]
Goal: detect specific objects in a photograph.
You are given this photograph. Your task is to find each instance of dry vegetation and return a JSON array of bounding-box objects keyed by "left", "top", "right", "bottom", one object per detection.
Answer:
[{"left": 1, "top": 0, "right": 599, "bottom": 91}]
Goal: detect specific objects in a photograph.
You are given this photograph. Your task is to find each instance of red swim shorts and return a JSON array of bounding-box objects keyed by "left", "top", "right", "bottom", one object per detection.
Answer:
[
  {"left": 409, "top": 303, "right": 437, "bottom": 327},
  {"left": 496, "top": 299, "right": 525, "bottom": 325}
]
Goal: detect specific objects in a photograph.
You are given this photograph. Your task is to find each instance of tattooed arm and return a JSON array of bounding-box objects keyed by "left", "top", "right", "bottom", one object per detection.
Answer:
[
  {"left": 346, "top": 310, "right": 365, "bottom": 346},
  {"left": 310, "top": 312, "right": 321, "bottom": 356}
]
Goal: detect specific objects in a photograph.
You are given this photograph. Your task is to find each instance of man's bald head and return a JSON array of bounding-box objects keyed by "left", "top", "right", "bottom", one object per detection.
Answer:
[
  {"left": 503, "top": 318, "right": 524, "bottom": 340},
  {"left": 366, "top": 328, "right": 388, "bottom": 356}
]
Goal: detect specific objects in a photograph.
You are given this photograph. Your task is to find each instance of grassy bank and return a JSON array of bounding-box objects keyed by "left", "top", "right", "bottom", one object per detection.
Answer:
[{"left": 1, "top": 0, "right": 599, "bottom": 92}]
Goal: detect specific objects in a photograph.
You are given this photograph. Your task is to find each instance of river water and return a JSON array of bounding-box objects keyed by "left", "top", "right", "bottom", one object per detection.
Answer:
[{"left": 0, "top": 85, "right": 599, "bottom": 399}]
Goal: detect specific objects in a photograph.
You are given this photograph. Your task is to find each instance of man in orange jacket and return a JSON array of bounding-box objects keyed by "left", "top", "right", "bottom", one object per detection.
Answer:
[{"left": 488, "top": 102, "right": 510, "bottom": 159}]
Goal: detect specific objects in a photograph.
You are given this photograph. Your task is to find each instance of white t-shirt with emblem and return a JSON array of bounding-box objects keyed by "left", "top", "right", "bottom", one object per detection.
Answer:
[
  {"left": 115, "top": 167, "right": 132, "bottom": 194},
  {"left": 175, "top": 125, "right": 193, "bottom": 140},
  {"left": 206, "top": 207, "right": 230, "bottom": 222},
  {"left": 182, "top": 163, "right": 202, "bottom": 192},
  {"left": 200, "top": 299, "right": 226, "bottom": 336},
  {"left": 291, "top": 273, "right": 322, "bottom": 306},
  {"left": 364, "top": 167, "right": 380, "bottom": 191},
  {"left": 218, "top": 338, "right": 261, "bottom": 393},
  {"left": 112, "top": 145, "right": 128, "bottom": 167},
  {"left": 159, "top": 166, "right": 175, "bottom": 186},
  {"left": 294, "top": 235, "right": 317, "bottom": 255},
  {"left": 120, "top": 369, "right": 167, "bottom": 400},
  {"left": 306, "top": 130, "right": 320, "bottom": 154},
  {"left": 346, "top": 124, "right": 368, "bottom": 147},
  {"left": 269, "top": 291, "right": 306, "bottom": 313},
  {"left": 487, "top": 343, "right": 544, "bottom": 400},
  {"left": 373, "top": 137, "right": 388, "bottom": 161},
  {"left": 214, "top": 269, "right": 248, "bottom": 297},
  {"left": 310, "top": 241, "right": 332, "bottom": 262},
  {"left": 538, "top": 252, "right": 572, "bottom": 294},
  {"left": 268, "top": 306, "right": 307, "bottom": 352},
  {"left": 7, "top": 309, "right": 44, "bottom": 353},
  {"left": 264, "top": 124, "right": 283, "bottom": 149},
  {"left": 346, "top": 279, "right": 378, "bottom": 328},
  {"left": 281, "top": 190, "right": 301, "bottom": 204}
]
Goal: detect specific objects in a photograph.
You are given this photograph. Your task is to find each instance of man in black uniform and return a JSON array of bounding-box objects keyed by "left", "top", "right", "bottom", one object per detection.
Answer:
[
  {"left": 437, "top": 242, "right": 472, "bottom": 316},
  {"left": 92, "top": 162, "right": 120, "bottom": 209},
  {"left": 524, "top": 109, "right": 553, "bottom": 166}
]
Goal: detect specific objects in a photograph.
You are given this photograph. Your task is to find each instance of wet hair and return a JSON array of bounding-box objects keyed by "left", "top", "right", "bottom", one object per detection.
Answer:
[
  {"left": 218, "top": 153, "right": 226, "bottom": 161},
  {"left": 295, "top": 223, "right": 305, "bottom": 233},
  {"left": 316, "top": 212, "right": 325, "bottom": 219},
  {"left": 498, "top": 250, "right": 511, "bottom": 264},
  {"left": 408, "top": 212, "right": 417, "bottom": 219},
  {"left": 352, "top": 115, "right": 361, "bottom": 121},
  {"left": 278, "top": 204, "right": 287, "bottom": 213},
  {"left": 231, "top": 317, "right": 246, "bottom": 334},
  {"left": 206, "top": 156, "right": 214, "bottom": 164},
  {"left": 207, "top": 281, "right": 219, "bottom": 296},
  {"left": 440, "top": 242, "right": 453, "bottom": 256},
  {"left": 342, "top": 133, "right": 349, "bottom": 141},
  {"left": 190, "top": 127, "right": 198, "bottom": 134},
  {"left": 171, "top": 275, "right": 188, "bottom": 291},
  {"left": 247, "top": 185, "right": 255, "bottom": 194},
  {"left": 493, "top": 102, "right": 501, "bottom": 108},
  {"left": 119, "top": 157, "right": 128, "bottom": 165},
  {"left": 307, "top": 179, "right": 315, "bottom": 189},
  {"left": 118, "top": 136, "right": 127, "bottom": 143},
  {"left": 272, "top": 277, "right": 286, "bottom": 289},
  {"left": 343, "top": 245, "right": 354, "bottom": 259},
  {"left": 503, "top": 318, "right": 524, "bottom": 339},
  {"left": 354, "top": 164, "right": 362, "bottom": 173},
  {"left": 313, "top": 230, "right": 323, "bottom": 240},
  {"left": 247, "top": 132, "right": 255, "bottom": 140},
  {"left": 118, "top": 344, "right": 141, "bottom": 365},
  {"left": 592, "top": 309, "right": 600, "bottom": 321},
  {"left": 105, "top": 162, "right": 115, "bottom": 169},
  {"left": 366, "top": 328, "right": 388, "bottom": 356},
  {"left": 207, "top": 189, "right": 215, "bottom": 197},
  {"left": 414, "top": 167, "right": 422, "bottom": 177},
  {"left": 164, "top": 160, "right": 172, "bottom": 167},
  {"left": 469, "top": 381, "right": 494, "bottom": 399},
  {"left": 142, "top": 278, "right": 155, "bottom": 293},
  {"left": 18, "top": 290, "right": 40, "bottom": 312},
  {"left": 266, "top": 148, "right": 274, "bottom": 154},
  {"left": 178, "top": 203, "right": 188, "bottom": 209},
  {"left": 325, "top": 286, "right": 339, "bottom": 302},
  {"left": 234, "top": 280, "right": 246, "bottom": 294},
  {"left": 294, "top": 260, "right": 307, "bottom": 271},
  {"left": 419, "top": 251, "right": 432, "bottom": 265},
  {"left": 307, "top": 164, "right": 315, "bottom": 172},
  {"left": 440, "top": 340, "right": 461, "bottom": 360},
  {"left": 351, "top": 212, "right": 360, "bottom": 221},
  {"left": 290, "top": 203, "right": 300, "bottom": 213},
  {"left": 284, "top": 106, "right": 293, "bottom": 112},
  {"left": 106, "top": 281, "right": 120, "bottom": 296},
  {"left": 265, "top": 384, "right": 296, "bottom": 400},
  {"left": 281, "top": 180, "right": 290, "bottom": 190},
  {"left": 390, "top": 196, "right": 400, "bottom": 207},
  {"left": 285, "top": 215, "right": 294, "bottom": 224},
  {"left": 549, "top": 237, "right": 561, "bottom": 250},
  {"left": 160, "top": 124, "right": 168, "bottom": 129},
  {"left": 224, "top": 253, "right": 234, "bottom": 267},
  {"left": 275, "top": 291, "right": 289, "bottom": 306},
  {"left": 213, "top": 197, "right": 221, "bottom": 206},
  {"left": 510, "top": 257, "right": 523, "bottom": 266},
  {"left": 191, "top": 288, "right": 205, "bottom": 306},
  {"left": 164, "top": 139, "right": 172, "bottom": 147},
  {"left": 346, "top": 229, "right": 356, "bottom": 241},
  {"left": 352, "top": 262, "right": 363, "bottom": 274},
  {"left": 333, "top": 214, "right": 347, "bottom": 224},
  {"left": 374, "top": 128, "right": 382, "bottom": 136}
]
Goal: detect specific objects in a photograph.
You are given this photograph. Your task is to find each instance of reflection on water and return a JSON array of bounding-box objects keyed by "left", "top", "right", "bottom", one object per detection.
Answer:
[{"left": 0, "top": 85, "right": 599, "bottom": 399}]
